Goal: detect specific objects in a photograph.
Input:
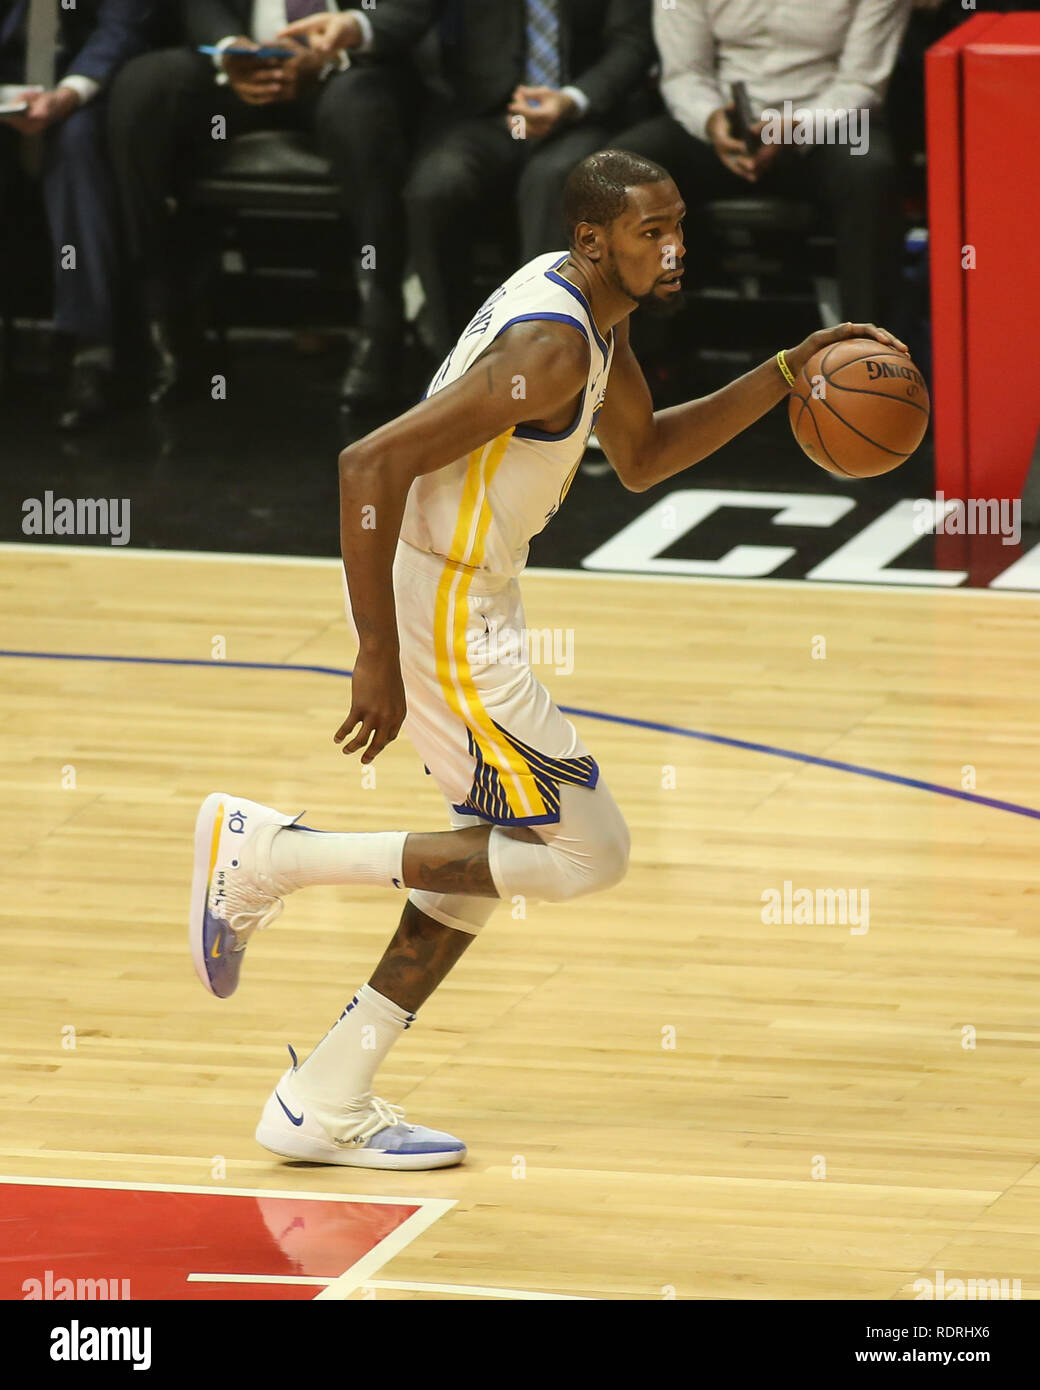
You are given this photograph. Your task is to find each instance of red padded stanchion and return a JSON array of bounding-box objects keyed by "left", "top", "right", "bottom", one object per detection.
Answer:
[
  {"left": 925, "top": 14, "right": 1000, "bottom": 502},
  {"left": 962, "top": 15, "right": 1040, "bottom": 501}
]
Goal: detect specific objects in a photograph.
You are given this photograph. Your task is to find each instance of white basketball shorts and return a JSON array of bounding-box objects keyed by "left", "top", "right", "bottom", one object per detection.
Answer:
[{"left": 341, "top": 540, "right": 598, "bottom": 828}]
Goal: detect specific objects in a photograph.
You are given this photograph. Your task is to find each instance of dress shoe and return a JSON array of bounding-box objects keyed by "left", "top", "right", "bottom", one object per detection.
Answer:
[
  {"left": 147, "top": 315, "right": 212, "bottom": 407},
  {"left": 58, "top": 361, "right": 114, "bottom": 432},
  {"left": 146, "top": 317, "right": 190, "bottom": 406},
  {"left": 339, "top": 327, "right": 403, "bottom": 408}
]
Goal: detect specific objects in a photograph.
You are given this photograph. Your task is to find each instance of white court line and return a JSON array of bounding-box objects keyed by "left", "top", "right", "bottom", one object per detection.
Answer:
[
  {"left": 0, "top": 1172, "right": 452, "bottom": 1208},
  {"left": 364, "top": 1279, "right": 589, "bottom": 1300},
  {"left": 188, "top": 1274, "right": 590, "bottom": 1299},
  {"left": 0, "top": 1146, "right": 286, "bottom": 1167},
  {"left": 188, "top": 1274, "right": 330, "bottom": 1287},
  {"left": 314, "top": 1199, "right": 454, "bottom": 1301},
  {"left": 0, "top": 541, "right": 339, "bottom": 568},
  {"left": 2, "top": 539, "right": 1038, "bottom": 599}
]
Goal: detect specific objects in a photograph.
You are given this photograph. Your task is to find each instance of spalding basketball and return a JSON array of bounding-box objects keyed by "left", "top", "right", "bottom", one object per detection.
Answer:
[{"left": 788, "top": 338, "right": 930, "bottom": 478}]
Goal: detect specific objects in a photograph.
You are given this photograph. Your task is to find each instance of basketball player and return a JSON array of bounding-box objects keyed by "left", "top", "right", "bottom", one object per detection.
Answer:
[{"left": 189, "top": 150, "right": 908, "bottom": 1169}]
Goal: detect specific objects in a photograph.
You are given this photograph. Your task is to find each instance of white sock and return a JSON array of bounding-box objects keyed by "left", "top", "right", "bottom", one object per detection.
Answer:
[
  {"left": 292, "top": 983, "right": 415, "bottom": 1122},
  {"left": 268, "top": 825, "right": 408, "bottom": 891}
]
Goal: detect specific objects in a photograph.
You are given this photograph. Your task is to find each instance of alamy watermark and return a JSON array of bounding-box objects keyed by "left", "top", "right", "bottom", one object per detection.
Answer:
[
  {"left": 22, "top": 491, "right": 130, "bottom": 546},
  {"left": 761, "top": 880, "right": 869, "bottom": 934},
  {"left": 759, "top": 99, "right": 869, "bottom": 156},
  {"left": 50, "top": 1321, "right": 151, "bottom": 1371},
  {"left": 913, "top": 1268, "right": 1020, "bottom": 1301},
  {"left": 912, "top": 493, "right": 1021, "bottom": 546},
  {"left": 23, "top": 1270, "right": 131, "bottom": 1299},
  {"left": 467, "top": 620, "right": 575, "bottom": 676}
]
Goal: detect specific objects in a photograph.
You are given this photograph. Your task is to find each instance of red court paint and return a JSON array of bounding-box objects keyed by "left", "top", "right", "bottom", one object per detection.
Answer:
[{"left": 1, "top": 1179, "right": 423, "bottom": 1301}]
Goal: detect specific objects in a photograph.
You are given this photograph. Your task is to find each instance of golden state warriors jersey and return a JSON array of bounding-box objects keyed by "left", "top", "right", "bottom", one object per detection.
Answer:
[{"left": 399, "top": 252, "right": 615, "bottom": 581}]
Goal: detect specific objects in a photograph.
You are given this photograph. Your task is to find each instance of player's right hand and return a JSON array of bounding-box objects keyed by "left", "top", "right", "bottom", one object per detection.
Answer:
[{"left": 335, "top": 648, "right": 407, "bottom": 765}]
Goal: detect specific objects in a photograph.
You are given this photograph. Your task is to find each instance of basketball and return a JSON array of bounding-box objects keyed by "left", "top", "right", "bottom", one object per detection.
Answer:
[{"left": 787, "top": 338, "right": 931, "bottom": 478}]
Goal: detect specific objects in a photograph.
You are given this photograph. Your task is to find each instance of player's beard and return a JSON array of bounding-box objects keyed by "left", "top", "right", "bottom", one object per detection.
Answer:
[
  {"left": 606, "top": 253, "right": 685, "bottom": 317},
  {"left": 635, "top": 283, "right": 685, "bottom": 317}
]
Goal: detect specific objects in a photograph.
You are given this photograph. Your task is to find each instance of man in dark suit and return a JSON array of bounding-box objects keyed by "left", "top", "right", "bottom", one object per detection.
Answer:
[
  {"left": 0, "top": 0, "right": 158, "bottom": 428},
  {"left": 277, "top": 0, "right": 655, "bottom": 400},
  {"left": 106, "top": 2, "right": 430, "bottom": 408}
]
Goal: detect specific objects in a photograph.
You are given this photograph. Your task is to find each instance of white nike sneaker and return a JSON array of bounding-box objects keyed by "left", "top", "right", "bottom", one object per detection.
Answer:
[
  {"left": 255, "top": 1047, "right": 467, "bottom": 1171},
  {"left": 189, "top": 791, "right": 302, "bottom": 998}
]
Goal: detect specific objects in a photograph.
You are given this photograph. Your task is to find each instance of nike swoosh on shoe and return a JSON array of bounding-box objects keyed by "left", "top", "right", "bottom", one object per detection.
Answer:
[{"left": 275, "top": 1092, "right": 304, "bottom": 1126}]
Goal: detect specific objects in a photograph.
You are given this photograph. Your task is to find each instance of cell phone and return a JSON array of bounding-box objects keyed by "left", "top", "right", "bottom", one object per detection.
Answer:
[
  {"left": 730, "top": 81, "right": 759, "bottom": 147},
  {"left": 198, "top": 43, "right": 301, "bottom": 60},
  {"left": 0, "top": 83, "right": 43, "bottom": 116}
]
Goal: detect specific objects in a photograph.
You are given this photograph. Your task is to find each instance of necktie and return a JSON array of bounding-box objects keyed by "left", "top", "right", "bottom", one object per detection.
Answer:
[
  {"left": 20, "top": 0, "right": 56, "bottom": 176},
  {"left": 284, "top": 0, "right": 326, "bottom": 23},
  {"left": 24, "top": 0, "right": 56, "bottom": 87},
  {"left": 524, "top": 0, "right": 563, "bottom": 89}
]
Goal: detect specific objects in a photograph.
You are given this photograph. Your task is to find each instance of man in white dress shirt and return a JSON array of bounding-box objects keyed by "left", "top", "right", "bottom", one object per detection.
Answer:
[{"left": 616, "top": 0, "right": 913, "bottom": 326}]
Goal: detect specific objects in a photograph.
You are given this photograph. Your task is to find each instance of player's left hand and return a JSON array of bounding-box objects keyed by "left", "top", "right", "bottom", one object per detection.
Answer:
[
  {"left": 785, "top": 322, "right": 909, "bottom": 380},
  {"left": 0, "top": 85, "right": 79, "bottom": 134},
  {"left": 507, "top": 85, "right": 576, "bottom": 138}
]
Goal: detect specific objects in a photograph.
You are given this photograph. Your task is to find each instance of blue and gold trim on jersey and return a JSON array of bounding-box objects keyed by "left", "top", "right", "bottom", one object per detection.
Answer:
[
  {"left": 453, "top": 721, "right": 599, "bottom": 827},
  {"left": 544, "top": 255, "right": 612, "bottom": 366}
]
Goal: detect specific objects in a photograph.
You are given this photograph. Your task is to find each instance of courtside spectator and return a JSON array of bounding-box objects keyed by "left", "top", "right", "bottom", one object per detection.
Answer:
[
  {"left": 0, "top": 0, "right": 158, "bottom": 429},
  {"left": 106, "top": 2, "right": 413, "bottom": 408},
  {"left": 616, "top": 0, "right": 912, "bottom": 325},
  {"left": 285, "top": 0, "right": 655, "bottom": 390}
]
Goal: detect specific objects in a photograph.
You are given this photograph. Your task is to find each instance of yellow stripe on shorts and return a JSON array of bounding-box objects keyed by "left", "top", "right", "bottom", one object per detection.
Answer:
[{"left": 433, "top": 429, "right": 550, "bottom": 823}]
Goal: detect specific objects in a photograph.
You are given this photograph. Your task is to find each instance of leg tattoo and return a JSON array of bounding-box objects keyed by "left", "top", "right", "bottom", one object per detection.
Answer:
[{"left": 369, "top": 901, "right": 477, "bottom": 1013}]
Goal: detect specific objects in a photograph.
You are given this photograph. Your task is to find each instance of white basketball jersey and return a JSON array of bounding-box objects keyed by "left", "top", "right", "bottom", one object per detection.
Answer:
[{"left": 399, "top": 252, "right": 615, "bottom": 581}]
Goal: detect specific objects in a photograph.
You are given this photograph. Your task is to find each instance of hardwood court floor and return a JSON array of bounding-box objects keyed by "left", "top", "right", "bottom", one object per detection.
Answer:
[{"left": 2, "top": 544, "right": 1039, "bottom": 1300}]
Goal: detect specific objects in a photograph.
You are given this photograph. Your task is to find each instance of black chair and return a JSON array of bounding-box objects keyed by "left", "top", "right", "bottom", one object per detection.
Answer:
[
  {"left": 690, "top": 194, "right": 837, "bottom": 368},
  {"left": 0, "top": 169, "right": 60, "bottom": 374},
  {"left": 184, "top": 128, "right": 354, "bottom": 335},
  {"left": 188, "top": 128, "right": 342, "bottom": 214}
]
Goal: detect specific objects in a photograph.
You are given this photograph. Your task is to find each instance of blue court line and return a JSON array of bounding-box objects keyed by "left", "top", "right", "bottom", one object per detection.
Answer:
[{"left": 3, "top": 647, "right": 1037, "bottom": 822}]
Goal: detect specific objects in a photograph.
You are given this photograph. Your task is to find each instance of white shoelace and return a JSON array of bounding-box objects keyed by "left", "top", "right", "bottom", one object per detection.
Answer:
[
  {"left": 217, "top": 881, "right": 284, "bottom": 950},
  {"left": 342, "top": 1096, "right": 407, "bottom": 1144},
  {"left": 213, "top": 821, "right": 288, "bottom": 950}
]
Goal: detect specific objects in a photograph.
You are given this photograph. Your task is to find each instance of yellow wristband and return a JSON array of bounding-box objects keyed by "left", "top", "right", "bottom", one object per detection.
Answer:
[{"left": 776, "top": 349, "right": 796, "bottom": 389}]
